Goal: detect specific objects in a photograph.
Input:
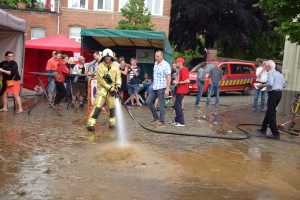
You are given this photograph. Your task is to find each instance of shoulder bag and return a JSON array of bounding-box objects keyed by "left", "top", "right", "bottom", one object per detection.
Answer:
[{"left": 6, "top": 75, "right": 16, "bottom": 87}]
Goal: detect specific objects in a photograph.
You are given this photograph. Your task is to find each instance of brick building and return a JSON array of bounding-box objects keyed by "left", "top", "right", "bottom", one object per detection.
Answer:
[{"left": 2, "top": 0, "right": 171, "bottom": 42}]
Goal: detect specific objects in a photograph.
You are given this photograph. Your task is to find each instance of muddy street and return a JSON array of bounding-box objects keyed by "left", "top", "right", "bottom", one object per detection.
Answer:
[{"left": 0, "top": 93, "right": 300, "bottom": 200}]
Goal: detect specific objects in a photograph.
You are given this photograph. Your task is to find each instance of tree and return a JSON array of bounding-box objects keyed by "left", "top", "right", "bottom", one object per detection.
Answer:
[
  {"left": 255, "top": 0, "right": 300, "bottom": 45},
  {"left": 117, "top": 0, "right": 153, "bottom": 31},
  {"left": 169, "top": 0, "right": 284, "bottom": 60},
  {"left": 170, "top": 0, "right": 265, "bottom": 49},
  {"left": 0, "top": 0, "right": 31, "bottom": 8}
]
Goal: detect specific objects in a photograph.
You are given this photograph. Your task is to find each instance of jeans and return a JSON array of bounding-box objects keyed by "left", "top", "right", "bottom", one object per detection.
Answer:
[
  {"left": 175, "top": 94, "right": 185, "bottom": 124},
  {"left": 253, "top": 88, "right": 266, "bottom": 110},
  {"left": 146, "top": 88, "right": 166, "bottom": 123},
  {"left": 195, "top": 83, "right": 204, "bottom": 105},
  {"left": 261, "top": 91, "right": 282, "bottom": 135},
  {"left": 48, "top": 79, "right": 56, "bottom": 94},
  {"left": 206, "top": 83, "right": 220, "bottom": 105}
]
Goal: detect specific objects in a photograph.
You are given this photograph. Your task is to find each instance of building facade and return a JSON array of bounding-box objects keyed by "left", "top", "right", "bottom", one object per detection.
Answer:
[
  {"left": 278, "top": 38, "right": 300, "bottom": 115},
  {"left": 2, "top": 0, "right": 171, "bottom": 41}
]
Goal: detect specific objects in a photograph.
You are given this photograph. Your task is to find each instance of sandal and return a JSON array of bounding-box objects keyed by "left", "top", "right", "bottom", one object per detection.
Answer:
[
  {"left": 0, "top": 108, "right": 8, "bottom": 112},
  {"left": 17, "top": 110, "right": 24, "bottom": 114}
]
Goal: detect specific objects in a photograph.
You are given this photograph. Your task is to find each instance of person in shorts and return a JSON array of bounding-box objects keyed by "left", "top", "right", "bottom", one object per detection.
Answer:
[
  {"left": 46, "top": 51, "right": 61, "bottom": 105},
  {"left": 127, "top": 58, "right": 141, "bottom": 108}
]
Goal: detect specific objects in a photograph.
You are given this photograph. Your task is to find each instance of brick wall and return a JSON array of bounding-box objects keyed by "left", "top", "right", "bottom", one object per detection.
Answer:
[
  {"left": 4, "top": 9, "right": 57, "bottom": 39},
  {"left": 4, "top": 0, "right": 171, "bottom": 40}
]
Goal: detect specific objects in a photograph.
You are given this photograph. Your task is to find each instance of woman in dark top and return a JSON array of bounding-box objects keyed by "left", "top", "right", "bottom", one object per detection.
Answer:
[
  {"left": 65, "top": 57, "right": 75, "bottom": 102},
  {"left": 0, "top": 51, "right": 23, "bottom": 113},
  {"left": 119, "top": 60, "right": 128, "bottom": 100}
]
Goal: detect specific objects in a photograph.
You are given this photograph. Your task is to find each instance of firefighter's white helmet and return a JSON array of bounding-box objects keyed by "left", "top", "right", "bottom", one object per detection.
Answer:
[{"left": 102, "top": 48, "right": 113, "bottom": 58}]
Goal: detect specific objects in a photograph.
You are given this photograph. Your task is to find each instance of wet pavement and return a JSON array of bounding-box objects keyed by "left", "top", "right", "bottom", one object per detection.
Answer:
[{"left": 0, "top": 92, "right": 299, "bottom": 199}]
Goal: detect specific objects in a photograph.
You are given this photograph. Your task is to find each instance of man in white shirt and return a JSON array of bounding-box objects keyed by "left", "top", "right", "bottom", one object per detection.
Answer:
[{"left": 253, "top": 60, "right": 268, "bottom": 112}]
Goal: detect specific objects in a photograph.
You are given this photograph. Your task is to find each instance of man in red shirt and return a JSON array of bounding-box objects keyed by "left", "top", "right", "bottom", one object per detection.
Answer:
[
  {"left": 171, "top": 58, "right": 190, "bottom": 127},
  {"left": 46, "top": 51, "right": 61, "bottom": 104}
]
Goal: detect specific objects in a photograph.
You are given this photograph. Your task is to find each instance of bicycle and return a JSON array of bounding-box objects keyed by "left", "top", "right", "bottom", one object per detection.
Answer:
[
  {"left": 291, "top": 93, "right": 300, "bottom": 116},
  {"left": 278, "top": 94, "right": 300, "bottom": 132}
]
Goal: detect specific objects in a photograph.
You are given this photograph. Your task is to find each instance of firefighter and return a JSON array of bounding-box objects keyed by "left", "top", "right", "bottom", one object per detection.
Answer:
[{"left": 87, "top": 48, "right": 121, "bottom": 131}]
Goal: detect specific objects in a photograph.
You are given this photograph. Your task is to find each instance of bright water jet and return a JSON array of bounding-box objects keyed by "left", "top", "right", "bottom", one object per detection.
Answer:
[{"left": 115, "top": 98, "right": 129, "bottom": 146}]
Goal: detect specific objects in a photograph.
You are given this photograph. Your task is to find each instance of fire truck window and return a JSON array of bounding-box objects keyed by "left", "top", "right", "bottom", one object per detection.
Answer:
[
  {"left": 221, "top": 65, "right": 228, "bottom": 75},
  {"left": 230, "top": 64, "right": 242, "bottom": 74},
  {"left": 241, "top": 65, "right": 254, "bottom": 74}
]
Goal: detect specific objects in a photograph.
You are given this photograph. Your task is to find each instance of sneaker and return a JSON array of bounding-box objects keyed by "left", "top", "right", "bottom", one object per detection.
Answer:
[
  {"left": 128, "top": 105, "right": 134, "bottom": 108},
  {"left": 257, "top": 129, "right": 266, "bottom": 135},
  {"left": 195, "top": 104, "right": 201, "bottom": 107},
  {"left": 149, "top": 118, "right": 159, "bottom": 125},
  {"left": 266, "top": 134, "right": 280, "bottom": 140},
  {"left": 216, "top": 104, "right": 219, "bottom": 108},
  {"left": 260, "top": 109, "right": 265, "bottom": 112},
  {"left": 175, "top": 123, "right": 185, "bottom": 127},
  {"left": 156, "top": 122, "right": 165, "bottom": 127},
  {"left": 109, "top": 125, "right": 116, "bottom": 129},
  {"left": 155, "top": 107, "right": 159, "bottom": 111},
  {"left": 253, "top": 108, "right": 256, "bottom": 112},
  {"left": 137, "top": 105, "right": 142, "bottom": 109},
  {"left": 168, "top": 120, "right": 177, "bottom": 125},
  {"left": 206, "top": 103, "right": 209, "bottom": 106}
]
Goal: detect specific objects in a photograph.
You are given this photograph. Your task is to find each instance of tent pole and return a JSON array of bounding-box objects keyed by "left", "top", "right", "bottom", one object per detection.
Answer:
[{"left": 20, "top": 32, "right": 26, "bottom": 96}]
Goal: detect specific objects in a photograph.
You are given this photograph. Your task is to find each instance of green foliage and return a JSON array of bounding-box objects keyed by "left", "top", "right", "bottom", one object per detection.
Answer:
[
  {"left": 170, "top": 0, "right": 285, "bottom": 61},
  {"left": 255, "top": 0, "right": 300, "bottom": 45},
  {"left": 217, "top": 31, "right": 284, "bottom": 60},
  {"left": 117, "top": 0, "right": 153, "bottom": 31},
  {"left": 172, "top": 37, "right": 205, "bottom": 64},
  {"left": 172, "top": 46, "right": 204, "bottom": 65},
  {"left": 0, "top": 0, "right": 31, "bottom": 8}
]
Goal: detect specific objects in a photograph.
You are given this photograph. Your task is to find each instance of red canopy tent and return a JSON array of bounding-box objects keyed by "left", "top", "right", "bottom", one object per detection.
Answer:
[{"left": 23, "top": 34, "right": 81, "bottom": 90}]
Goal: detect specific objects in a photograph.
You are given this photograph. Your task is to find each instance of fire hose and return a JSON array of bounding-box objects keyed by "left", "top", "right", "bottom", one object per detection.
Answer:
[{"left": 115, "top": 94, "right": 299, "bottom": 143}]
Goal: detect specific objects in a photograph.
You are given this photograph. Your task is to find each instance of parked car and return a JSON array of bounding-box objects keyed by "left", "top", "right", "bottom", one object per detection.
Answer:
[
  {"left": 187, "top": 57, "right": 204, "bottom": 71},
  {"left": 189, "top": 61, "right": 257, "bottom": 95}
]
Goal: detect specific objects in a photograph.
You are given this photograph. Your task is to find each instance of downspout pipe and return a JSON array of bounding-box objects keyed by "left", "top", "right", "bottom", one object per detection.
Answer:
[{"left": 57, "top": 0, "right": 60, "bottom": 34}]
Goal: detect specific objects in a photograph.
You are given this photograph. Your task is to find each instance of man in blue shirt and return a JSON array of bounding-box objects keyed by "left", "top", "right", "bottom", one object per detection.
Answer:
[
  {"left": 257, "top": 60, "right": 286, "bottom": 139},
  {"left": 206, "top": 62, "right": 223, "bottom": 107}
]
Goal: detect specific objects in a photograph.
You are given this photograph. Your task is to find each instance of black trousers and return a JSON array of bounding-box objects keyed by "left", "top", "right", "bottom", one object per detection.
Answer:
[
  {"left": 261, "top": 91, "right": 282, "bottom": 135},
  {"left": 55, "top": 81, "right": 66, "bottom": 105}
]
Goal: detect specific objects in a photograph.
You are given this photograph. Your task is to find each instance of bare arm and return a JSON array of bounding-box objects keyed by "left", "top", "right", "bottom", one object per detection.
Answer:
[{"left": 0, "top": 68, "right": 11, "bottom": 75}]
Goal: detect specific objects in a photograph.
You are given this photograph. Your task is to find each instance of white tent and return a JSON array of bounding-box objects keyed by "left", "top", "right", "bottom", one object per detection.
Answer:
[{"left": 0, "top": 9, "right": 26, "bottom": 81}]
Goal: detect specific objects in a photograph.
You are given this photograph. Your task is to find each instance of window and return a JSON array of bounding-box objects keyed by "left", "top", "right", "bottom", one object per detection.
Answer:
[
  {"left": 241, "top": 65, "right": 254, "bottom": 74},
  {"left": 221, "top": 64, "right": 228, "bottom": 75},
  {"left": 69, "top": 27, "right": 81, "bottom": 43},
  {"left": 230, "top": 64, "right": 242, "bottom": 74},
  {"left": 31, "top": 28, "right": 45, "bottom": 40},
  {"left": 69, "top": 0, "right": 87, "bottom": 9},
  {"left": 145, "top": 0, "right": 163, "bottom": 15},
  {"left": 119, "top": 0, "right": 128, "bottom": 11},
  {"left": 230, "top": 64, "right": 254, "bottom": 74},
  {"left": 94, "top": 0, "right": 114, "bottom": 11},
  {"left": 119, "top": 0, "right": 163, "bottom": 15}
]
